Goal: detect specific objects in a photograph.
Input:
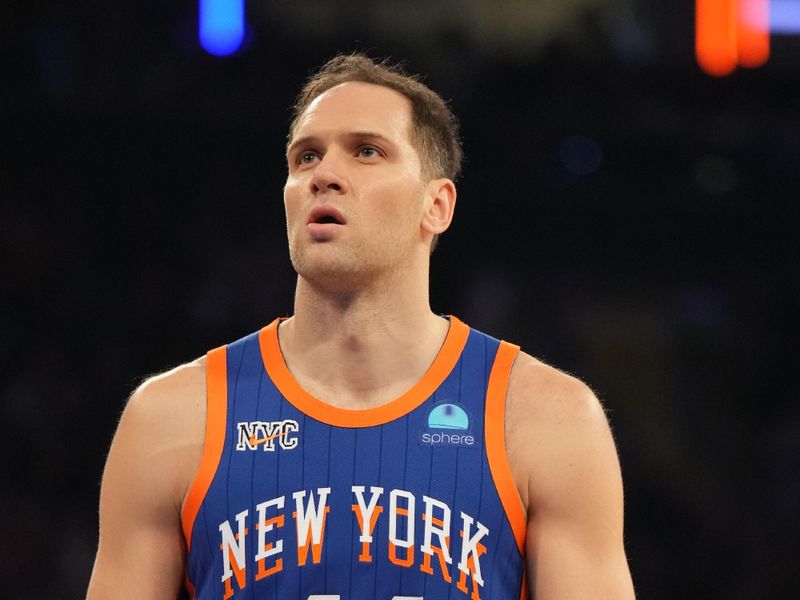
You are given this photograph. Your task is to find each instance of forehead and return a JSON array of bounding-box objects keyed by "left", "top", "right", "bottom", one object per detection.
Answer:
[{"left": 291, "top": 81, "right": 414, "bottom": 145}]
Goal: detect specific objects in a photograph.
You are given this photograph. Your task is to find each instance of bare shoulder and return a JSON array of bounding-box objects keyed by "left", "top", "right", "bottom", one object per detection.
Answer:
[
  {"left": 503, "top": 354, "right": 634, "bottom": 597},
  {"left": 111, "top": 356, "right": 208, "bottom": 511},
  {"left": 505, "top": 350, "right": 618, "bottom": 512},
  {"left": 89, "top": 357, "right": 208, "bottom": 598},
  {"left": 506, "top": 351, "right": 606, "bottom": 430},
  {"left": 128, "top": 356, "right": 207, "bottom": 425}
]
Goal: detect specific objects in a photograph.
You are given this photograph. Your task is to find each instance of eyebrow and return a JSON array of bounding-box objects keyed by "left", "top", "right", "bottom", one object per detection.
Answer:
[{"left": 285, "top": 131, "right": 396, "bottom": 157}]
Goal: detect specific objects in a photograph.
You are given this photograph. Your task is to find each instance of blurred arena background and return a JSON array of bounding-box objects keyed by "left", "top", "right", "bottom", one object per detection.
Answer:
[{"left": 2, "top": 1, "right": 799, "bottom": 598}]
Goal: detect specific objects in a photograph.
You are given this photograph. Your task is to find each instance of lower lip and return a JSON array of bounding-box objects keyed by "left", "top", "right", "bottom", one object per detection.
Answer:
[{"left": 307, "top": 222, "right": 343, "bottom": 240}]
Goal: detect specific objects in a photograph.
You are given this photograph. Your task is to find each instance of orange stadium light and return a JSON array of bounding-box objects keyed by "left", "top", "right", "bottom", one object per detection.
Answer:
[
  {"left": 696, "top": 0, "right": 739, "bottom": 76},
  {"left": 696, "top": 0, "right": 771, "bottom": 76}
]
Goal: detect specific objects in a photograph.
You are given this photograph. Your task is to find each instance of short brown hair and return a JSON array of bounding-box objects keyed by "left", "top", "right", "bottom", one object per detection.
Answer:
[{"left": 289, "top": 53, "right": 463, "bottom": 182}]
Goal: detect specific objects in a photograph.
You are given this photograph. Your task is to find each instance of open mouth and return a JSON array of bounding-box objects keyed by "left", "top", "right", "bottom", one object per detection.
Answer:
[{"left": 309, "top": 207, "right": 346, "bottom": 226}]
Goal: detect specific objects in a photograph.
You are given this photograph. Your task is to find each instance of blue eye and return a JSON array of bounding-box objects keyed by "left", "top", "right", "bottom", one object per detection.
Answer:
[
  {"left": 359, "top": 146, "right": 379, "bottom": 158},
  {"left": 299, "top": 152, "right": 317, "bottom": 164}
]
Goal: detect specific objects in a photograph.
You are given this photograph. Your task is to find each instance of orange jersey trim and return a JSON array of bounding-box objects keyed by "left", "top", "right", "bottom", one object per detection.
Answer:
[
  {"left": 484, "top": 341, "right": 527, "bottom": 555},
  {"left": 258, "top": 316, "right": 470, "bottom": 428},
  {"left": 181, "top": 345, "right": 228, "bottom": 553}
]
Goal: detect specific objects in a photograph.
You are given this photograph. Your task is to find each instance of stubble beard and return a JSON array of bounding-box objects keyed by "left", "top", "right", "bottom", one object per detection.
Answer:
[{"left": 288, "top": 229, "right": 414, "bottom": 296}]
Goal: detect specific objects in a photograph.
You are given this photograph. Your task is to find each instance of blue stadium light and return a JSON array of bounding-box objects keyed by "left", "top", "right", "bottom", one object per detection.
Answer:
[
  {"left": 199, "top": 0, "right": 245, "bottom": 56},
  {"left": 772, "top": 0, "right": 800, "bottom": 34}
]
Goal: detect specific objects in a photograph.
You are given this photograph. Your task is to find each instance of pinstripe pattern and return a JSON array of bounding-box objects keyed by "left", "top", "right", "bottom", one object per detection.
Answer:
[{"left": 185, "top": 320, "right": 526, "bottom": 600}]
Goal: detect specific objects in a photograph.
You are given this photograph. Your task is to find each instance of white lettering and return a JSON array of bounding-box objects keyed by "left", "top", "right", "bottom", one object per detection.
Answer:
[
  {"left": 260, "top": 421, "right": 282, "bottom": 451},
  {"left": 255, "top": 496, "right": 284, "bottom": 562},
  {"left": 388, "top": 489, "right": 415, "bottom": 549},
  {"left": 420, "top": 496, "right": 452, "bottom": 564},
  {"left": 236, "top": 419, "right": 301, "bottom": 451},
  {"left": 457, "top": 512, "right": 489, "bottom": 586},
  {"left": 293, "top": 488, "right": 331, "bottom": 547},
  {"left": 280, "top": 420, "right": 299, "bottom": 449},
  {"left": 352, "top": 485, "right": 384, "bottom": 543},
  {"left": 420, "top": 432, "right": 476, "bottom": 446},
  {"left": 219, "top": 509, "right": 248, "bottom": 582},
  {"left": 236, "top": 422, "right": 259, "bottom": 450}
]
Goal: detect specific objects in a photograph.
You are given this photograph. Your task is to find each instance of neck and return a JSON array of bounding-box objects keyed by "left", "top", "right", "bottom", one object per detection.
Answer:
[{"left": 278, "top": 260, "right": 449, "bottom": 409}]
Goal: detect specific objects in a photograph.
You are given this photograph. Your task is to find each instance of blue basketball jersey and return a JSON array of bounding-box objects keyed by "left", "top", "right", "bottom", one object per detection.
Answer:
[{"left": 181, "top": 316, "right": 528, "bottom": 600}]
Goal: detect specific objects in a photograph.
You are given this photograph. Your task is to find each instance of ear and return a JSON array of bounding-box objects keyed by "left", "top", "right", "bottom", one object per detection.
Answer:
[{"left": 421, "top": 178, "right": 457, "bottom": 235}]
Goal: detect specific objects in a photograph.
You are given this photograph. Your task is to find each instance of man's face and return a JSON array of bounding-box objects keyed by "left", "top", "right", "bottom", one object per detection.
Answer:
[{"left": 284, "top": 81, "right": 429, "bottom": 289}]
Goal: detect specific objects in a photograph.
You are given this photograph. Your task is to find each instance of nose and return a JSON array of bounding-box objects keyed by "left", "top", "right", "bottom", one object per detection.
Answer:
[{"left": 309, "top": 151, "right": 348, "bottom": 195}]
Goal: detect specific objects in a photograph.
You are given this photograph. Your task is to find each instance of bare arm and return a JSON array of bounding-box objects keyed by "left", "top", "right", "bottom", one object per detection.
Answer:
[
  {"left": 506, "top": 354, "right": 635, "bottom": 600},
  {"left": 87, "top": 359, "right": 206, "bottom": 600}
]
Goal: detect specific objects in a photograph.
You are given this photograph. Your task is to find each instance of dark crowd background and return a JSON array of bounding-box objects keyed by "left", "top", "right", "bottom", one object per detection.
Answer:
[{"left": 2, "top": 1, "right": 799, "bottom": 598}]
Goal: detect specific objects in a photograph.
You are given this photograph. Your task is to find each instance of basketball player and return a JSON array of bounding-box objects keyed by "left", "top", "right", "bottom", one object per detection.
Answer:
[{"left": 87, "top": 54, "right": 635, "bottom": 599}]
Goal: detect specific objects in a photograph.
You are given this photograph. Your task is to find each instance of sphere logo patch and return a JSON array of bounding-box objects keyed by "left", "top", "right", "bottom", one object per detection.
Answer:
[{"left": 420, "top": 402, "right": 476, "bottom": 447}]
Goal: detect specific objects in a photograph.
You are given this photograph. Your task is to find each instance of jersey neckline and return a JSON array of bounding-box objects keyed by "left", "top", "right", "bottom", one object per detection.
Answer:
[{"left": 258, "top": 315, "right": 470, "bottom": 428}]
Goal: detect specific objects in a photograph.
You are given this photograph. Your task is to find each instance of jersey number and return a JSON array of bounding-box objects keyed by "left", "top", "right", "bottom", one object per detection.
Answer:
[{"left": 309, "top": 597, "right": 422, "bottom": 599}]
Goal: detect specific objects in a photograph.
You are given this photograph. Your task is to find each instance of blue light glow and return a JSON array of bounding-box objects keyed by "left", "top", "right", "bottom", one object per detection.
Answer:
[
  {"left": 199, "top": 0, "right": 245, "bottom": 56},
  {"left": 559, "top": 135, "right": 603, "bottom": 177},
  {"left": 772, "top": 0, "right": 800, "bottom": 34}
]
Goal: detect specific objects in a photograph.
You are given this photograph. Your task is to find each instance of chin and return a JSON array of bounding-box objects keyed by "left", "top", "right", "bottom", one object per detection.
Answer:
[
  {"left": 289, "top": 236, "right": 411, "bottom": 291},
  {"left": 291, "top": 246, "right": 361, "bottom": 286}
]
